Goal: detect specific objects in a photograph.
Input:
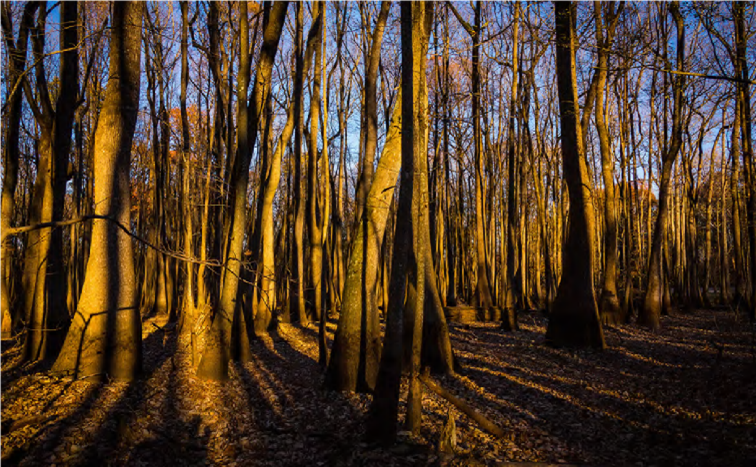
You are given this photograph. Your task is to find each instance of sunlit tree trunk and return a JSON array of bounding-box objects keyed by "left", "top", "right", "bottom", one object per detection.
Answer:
[
  {"left": 178, "top": 1, "right": 195, "bottom": 333},
  {"left": 197, "top": 2, "right": 288, "bottom": 380},
  {"left": 53, "top": 1, "right": 143, "bottom": 381},
  {"left": 292, "top": 2, "right": 307, "bottom": 326},
  {"left": 734, "top": 1, "right": 756, "bottom": 320},
  {"left": 595, "top": 2, "right": 624, "bottom": 324},
  {"left": 1, "top": 2, "right": 39, "bottom": 338},
  {"left": 256, "top": 5, "right": 318, "bottom": 337}
]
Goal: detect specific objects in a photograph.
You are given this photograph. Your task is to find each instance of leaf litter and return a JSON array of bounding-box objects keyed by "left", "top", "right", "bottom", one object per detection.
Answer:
[{"left": 2, "top": 309, "right": 755, "bottom": 466}]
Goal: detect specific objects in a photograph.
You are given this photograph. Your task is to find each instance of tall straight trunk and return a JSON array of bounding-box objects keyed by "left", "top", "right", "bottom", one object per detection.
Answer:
[
  {"left": 292, "top": 2, "right": 307, "bottom": 325},
  {"left": 472, "top": 3, "right": 492, "bottom": 309},
  {"left": 504, "top": 2, "right": 521, "bottom": 317},
  {"left": 640, "top": 1, "right": 686, "bottom": 331},
  {"left": 307, "top": 1, "right": 325, "bottom": 325},
  {"left": 595, "top": 2, "right": 624, "bottom": 324},
  {"left": 145, "top": 7, "right": 172, "bottom": 321},
  {"left": 731, "top": 97, "right": 745, "bottom": 306},
  {"left": 703, "top": 129, "right": 723, "bottom": 304},
  {"left": 367, "top": 1, "right": 431, "bottom": 443},
  {"left": 332, "top": 3, "right": 348, "bottom": 312},
  {"left": 545, "top": 1, "right": 605, "bottom": 349},
  {"left": 1, "top": 2, "right": 39, "bottom": 338},
  {"left": 53, "top": 1, "right": 143, "bottom": 381},
  {"left": 735, "top": 1, "right": 756, "bottom": 320},
  {"left": 719, "top": 132, "right": 730, "bottom": 304},
  {"left": 197, "top": 2, "right": 288, "bottom": 380},
  {"left": 179, "top": 1, "right": 195, "bottom": 329},
  {"left": 448, "top": 1, "right": 493, "bottom": 308},
  {"left": 442, "top": 6, "right": 456, "bottom": 307}
]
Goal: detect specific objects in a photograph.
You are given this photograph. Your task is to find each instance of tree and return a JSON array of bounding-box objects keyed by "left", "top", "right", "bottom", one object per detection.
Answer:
[
  {"left": 367, "top": 0, "right": 432, "bottom": 443},
  {"left": 326, "top": 0, "right": 396, "bottom": 392},
  {"left": 545, "top": 1, "right": 605, "bottom": 349},
  {"left": 1, "top": 1, "right": 39, "bottom": 339},
  {"left": 52, "top": 1, "right": 143, "bottom": 380},
  {"left": 449, "top": 1, "right": 495, "bottom": 310},
  {"left": 639, "top": 1, "right": 686, "bottom": 331},
  {"left": 594, "top": 1, "right": 625, "bottom": 325},
  {"left": 196, "top": 1, "right": 288, "bottom": 380}
]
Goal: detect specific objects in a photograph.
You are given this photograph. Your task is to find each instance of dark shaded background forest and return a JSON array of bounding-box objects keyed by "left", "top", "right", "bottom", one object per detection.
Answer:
[{"left": 2, "top": 1, "right": 755, "bottom": 465}]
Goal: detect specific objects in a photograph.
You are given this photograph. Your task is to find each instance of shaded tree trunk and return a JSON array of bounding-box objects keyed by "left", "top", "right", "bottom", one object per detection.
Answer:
[
  {"left": 639, "top": 1, "right": 686, "bottom": 331},
  {"left": 545, "top": 1, "right": 605, "bottom": 349},
  {"left": 197, "top": 2, "right": 288, "bottom": 380}
]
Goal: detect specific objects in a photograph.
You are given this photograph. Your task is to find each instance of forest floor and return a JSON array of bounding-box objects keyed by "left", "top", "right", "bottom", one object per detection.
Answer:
[{"left": 2, "top": 308, "right": 755, "bottom": 466}]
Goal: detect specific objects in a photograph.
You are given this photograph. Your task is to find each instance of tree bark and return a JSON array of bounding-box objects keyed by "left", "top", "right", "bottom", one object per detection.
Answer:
[
  {"left": 53, "top": 1, "right": 143, "bottom": 381},
  {"left": 639, "top": 1, "right": 686, "bottom": 331},
  {"left": 1, "top": 2, "right": 39, "bottom": 339},
  {"left": 545, "top": 1, "right": 605, "bottom": 349}
]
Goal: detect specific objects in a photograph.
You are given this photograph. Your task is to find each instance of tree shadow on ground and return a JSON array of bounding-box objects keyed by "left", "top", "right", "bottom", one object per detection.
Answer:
[
  {"left": 445, "top": 314, "right": 756, "bottom": 466},
  {"left": 232, "top": 332, "right": 382, "bottom": 466},
  {"left": 5, "top": 321, "right": 194, "bottom": 466}
]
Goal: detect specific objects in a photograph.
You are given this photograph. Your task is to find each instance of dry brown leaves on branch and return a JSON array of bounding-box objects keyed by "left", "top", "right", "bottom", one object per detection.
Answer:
[{"left": 2, "top": 309, "right": 755, "bottom": 466}]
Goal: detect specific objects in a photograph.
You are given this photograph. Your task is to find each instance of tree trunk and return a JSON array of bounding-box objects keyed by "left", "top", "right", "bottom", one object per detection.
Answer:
[
  {"left": 639, "top": 1, "right": 685, "bottom": 331},
  {"left": 1, "top": 2, "right": 39, "bottom": 338},
  {"left": 197, "top": 2, "right": 288, "bottom": 380},
  {"left": 367, "top": 2, "right": 431, "bottom": 443},
  {"left": 53, "top": 1, "right": 143, "bottom": 381},
  {"left": 545, "top": 1, "right": 605, "bottom": 349},
  {"left": 595, "top": 2, "right": 624, "bottom": 325}
]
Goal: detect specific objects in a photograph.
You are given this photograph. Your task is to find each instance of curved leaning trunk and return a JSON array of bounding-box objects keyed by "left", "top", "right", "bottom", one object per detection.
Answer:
[{"left": 326, "top": 93, "right": 403, "bottom": 393}]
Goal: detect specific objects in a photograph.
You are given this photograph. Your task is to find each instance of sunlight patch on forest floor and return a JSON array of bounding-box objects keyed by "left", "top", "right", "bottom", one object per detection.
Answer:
[{"left": 2, "top": 309, "right": 755, "bottom": 466}]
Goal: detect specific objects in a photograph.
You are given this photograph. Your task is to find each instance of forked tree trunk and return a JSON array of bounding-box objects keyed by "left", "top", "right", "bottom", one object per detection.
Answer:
[
  {"left": 326, "top": 90, "right": 403, "bottom": 393},
  {"left": 256, "top": 4, "right": 319, "bottom": 336},
  {"left": 366, "top": 1, "right": 431, "bottom": 443},
  {"left": 21, "top": 2, "right": 79, "bottom": 362},
  {"left": 197, "top": 2, "right": 288, "bottom": 380},
  {"left": 53, "top": 1, "right": 143, "bottom": 381}
]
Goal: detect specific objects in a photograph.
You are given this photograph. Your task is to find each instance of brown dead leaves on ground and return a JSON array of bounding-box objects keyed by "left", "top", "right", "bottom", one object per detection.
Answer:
[{"left": 2, "top": 309, "right": 755, "bottom": 466}]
